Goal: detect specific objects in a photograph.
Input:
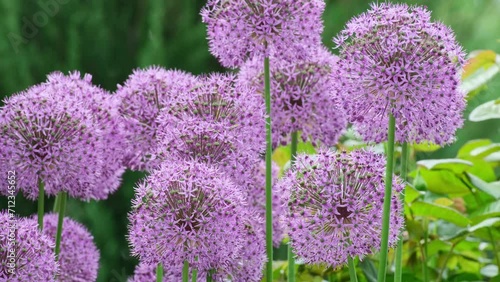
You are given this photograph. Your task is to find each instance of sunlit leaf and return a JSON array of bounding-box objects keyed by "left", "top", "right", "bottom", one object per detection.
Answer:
[
  {"left": 440, "top": 217, "right": 500, "bottom": 241},
  {"left": 458, "top": 139, "right": 493, "bottom": 158},
  {"left": 467, "top": 173, "right": 500, "bottom": 199},
  {"left": 481, "top": 265, "right": 499, "bottom": 278},
  {"left": 434, "top": 197, "right": 454, "bottom": 206},
  {"left": 470, "top": 99, "right": 500, "bottom": 122},
  {"left": 417, "top": 159, "right": 473, "bottom": 174},
  {"left": 418, "top": 169, "right": 470, "bottom": 194},
  {"left": 461, "top": 50, "right": 500, "bottom": 97},
  {"left": 410, "top": 201, "right": 470, "bottom": 227},
  {"left": 413, "top": 141, "right": 441, "bottom": 152},
  {"left": 405, "top": 184, "right": 423, "bottom": 204},
  {"left": 470, "top": 200, "right": 500, "bottom": 223}
]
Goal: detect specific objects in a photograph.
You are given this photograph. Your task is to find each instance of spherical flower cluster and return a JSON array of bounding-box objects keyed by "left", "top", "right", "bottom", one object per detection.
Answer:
[
  {"left": 0, "top": 212, "right": 58, "bottom": 281},
  {"left": 115, "top": 66, "right": 198, "bottom": 170},
  {"left": 333, "top": 3, "right": 466, "bottom": 145},
  {"left": 277, "top": 149, "right": 404, "bottom": 266},
  {"left": 161, "top": 73, "right": 265, "bottom": 156},
  {"left": 128, "top": 161, "right": 247, "bottom": 272},
  {"left": 0, "top": 81, "right": 104, "bottom": 200},
  {"left": 41, "top": 213, "right": 100, "bottom": 282},
  {"left": 44, "top": 71, "right": 127, "bottom": 199},
  {"left": 239, "top": 47, "right": 347, "bottom": 147},
  {"left": 201, "top": 0, "right": 325, "bottom": 68},
  {"left": 128, "top": 262, "right": 181, "bottom": 282},
  {"left": 244, "top": 161, "right": 285, "bottom": 246}
]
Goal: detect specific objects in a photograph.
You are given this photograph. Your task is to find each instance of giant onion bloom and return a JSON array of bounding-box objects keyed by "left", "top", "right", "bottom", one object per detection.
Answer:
[
  {"left": 333, "top": 3, "right": 466, "bottom": 145},
  {"left": 201, "top": 0, "right": 325, "bottom": 68},
  {"left": 128, "top": 161, "right": 247, "bottom": 272},
  {"left": 0, "top": 212, "right": 58, "bottom": 281},
  {"left": 277, "top": 149, "right": 404, "bottom": 266},
  {"left": 116, "top": 66, "right": 198, "bottom": 170},
  {"left": 239, "top": 47, "right": 347, "bottom": 147},
  {"left": 41, "top": 214, "right": 100, "bottom": 282},
  {"left": 0, "top": 80, "right": 104, "bottom": 200}
]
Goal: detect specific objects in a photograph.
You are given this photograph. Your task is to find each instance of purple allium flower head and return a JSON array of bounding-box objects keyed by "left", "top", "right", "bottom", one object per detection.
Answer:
[
  {"left": 128, "top": 161, "right": 246, "bottom": 271},
  {"left": 201, "top": 0, "right": 325, "bottom": 68},
  {"left": 0, "top": 212, "right": 58, "bottom": 281},
  {"left": 161, "top": 73, "right": 265, "bottom": 156},
  {"left": 0, "top": 78, "right": 105, "bottom": 200},
  {"left": 333, "top": 3, "right": 466, "bottom": 145},
  {"left": 239, "top": 47, "right": 347, "bottom": 147},
  {"left": 128, "top": 262, "right": 181, "bottom": 282},
  {"left": 115, "top": 66, "right": 198, "bottom": 170},
  {"left": 277, "top": 149, "right": 404, "bottom": 266},
  {"left": 44, "top": 71, "right": 126, "bottom": 199},
  {"left": 244, "top": 161, "right": 285, "bottom": 246},
  {"left": 39, "top": 213, "right": 100, "bottom": 282}
]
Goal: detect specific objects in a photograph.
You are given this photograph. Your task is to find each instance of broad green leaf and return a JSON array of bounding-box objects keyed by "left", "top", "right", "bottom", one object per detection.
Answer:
[
  {"left": 464, "top": 160, "right": 496, "bottom": 182},
  {"left": 470, "top": 143, "right": 500, "bottom": 158},
  {"left": 413, "top": 141, "right": 441, "bottom": 152},
  {"left": 481, "top": 265, "right": 499, "bottom": 278},
  {"left": 410, "top": 201, "right": 470, "bottom": 227},
  {"left": 440, "top": 217, "right": 500, "bottom": 241},
  {"left": 427, "top": 239, "right": 452, "bottom": 257},
  {"left": 471, "top": 200, "right": 500, "bottom": 223},
  {"left": 485, "top": 152, "right": 500, "bottom": 162},
  {"left": 434, "top": 197, "right": 454, "bottom": 206},
  {"left": 418, "top": 169, "right": 470, "bottom": 194},
  {"left": 458, "top": 139, "right": 492, "bottom": 158},
  {"left": 467, "top": 173, "right": 500, "bottom": 199},
  {"left": 405, "top": 184, "right": 423, "bottom": 204},
  {"left": 417, "top": 159, "right": 473, "bottom": 174},
  {"left": 461, "top": 50, "right": 500, "bottom": 96},
  {"left": 359, "top": 259, "right": 377, "bottom": 282},
  {"left": 470, "top": 99, "right": 500, "bottom": 122}
]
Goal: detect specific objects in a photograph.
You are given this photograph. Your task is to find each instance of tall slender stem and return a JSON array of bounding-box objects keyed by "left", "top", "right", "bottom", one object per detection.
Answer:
[
  {"left": 37, "top": 178, "right": 45, "bottom": 231},
  {"left": 348, "top": 257, "right": 359, "bottom": 282},
  {"left": 182, "top": 261, "right": 189, "bottom": 282},
  {"left": 394, "top": 143, "right": 409, "bottom": 282},
  {"left": 288, "top": 131, "right": 298, "bottom": 282},
  {"left": 436, "top": 243, "right": 456, "bottom": 282},
  {"left": 422, "top": 218, "right": 429, "bottom": 282},
  {"left": 53, "top": 193, "right": 61, "bottom": 212},
  {"left": 156, "top": 264, "right": 163, "bottom": 282},
  {"left": 264, "top": 56, "right": 274, "bottom": 282},
  {"left": 54, "top": 191, "right": 67, "bottom": 259},
  {"left": 206, "top": 270, "right": 213, "bottom": 282},
  {"left": 377, "top": 114, "right": 396, "bottom": 282},
  {"left": 191, "top": 267, "right": 197, "bottom": 282}
]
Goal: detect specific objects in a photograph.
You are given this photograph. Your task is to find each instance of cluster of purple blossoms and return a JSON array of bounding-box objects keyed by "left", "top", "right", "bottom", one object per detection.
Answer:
[
  {"left": 201, "top": 0, "right": 325, "bottom": 68},
  {"left": 129, "top": 263, "right": 181, "bottom": 282},
  {"left": 41, "top": 213, "right": 100, "bottom": 282},
  {"left": 0, "top": 212, "right": 58, "bottom": 281},
  {"left": 239, "top": 47, "right": 347, "bottom": 147},
  {"left": 116, "top": 66, "right": 198, "bottom": 170},
  {"left": 128, "top": 161, "right": 248, "bottom": 273},
  {"left": 333, "top": 3, "right": 466, "bottom": 145},
  {"left": 0, "top": 78, "right": 101, "bottom": 200},
  {"left": 277, "top": 149, "right": 404, "bottom": 267}
]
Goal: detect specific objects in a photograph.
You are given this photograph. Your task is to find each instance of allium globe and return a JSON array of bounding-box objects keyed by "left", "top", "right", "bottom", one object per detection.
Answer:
[
  {"left": 0, "top": 81, "right": 104, "bottom": 200},
  {"left": 201, "top": 0, "right": 325, "bottom": 68},
  {"left": 41, "top": 214, "right": 100, "bottom": 282},
  {"left": 115, "top": 66, "right": 198, "bottom": 170},
  {"left": 333, "top": 3, "right": 466, "bottom": 145},
  {"left": 0, "top": 212, "right": 58, "bottom": 281},
  {"left": 239, "top": 47, "right": 347, "bottom": 147},
  {"left": 128, "top": 262, "right": 181, "bottom": 282},
  {"left": 277, "top": 149, "right": 404, "bottom": 266},
  {"left": 128, "top": 161, "right": 246, "bottom": 272}
]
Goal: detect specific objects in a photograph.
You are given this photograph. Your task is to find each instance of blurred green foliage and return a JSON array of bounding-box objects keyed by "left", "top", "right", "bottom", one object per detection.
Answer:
[{"left": 1, "top": 0, "right": 500, "bottom": 281}]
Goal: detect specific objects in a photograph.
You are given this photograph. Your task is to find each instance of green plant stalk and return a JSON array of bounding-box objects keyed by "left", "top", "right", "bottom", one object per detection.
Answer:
[
  {"left": 288, "top": 131, "right": 298, "bottom": 282},
  {"left": 54, "top": 191, "right": 67, "bottom": 259},
  {"left": 348, "top": 257, "right": 359, "bottom": 282},
  {"left": 38, "top": 178, "right": 45, "bottom": 231},
  {"left": 264, "top": 56, "right": 274, "bottom": 282},
  {"left": 191, "top": 267, "right": 197, "bottom": 282},
  {"left": 182, "top": 261, "right": 189, "bottom": 282},
  {"left": 377, "top": 114, "right": 396, "bottom": 282},
  {"left": 394, "top": 143, "right": 409, "bottom": 282},
  {"left": 436, "top": 243, "right": 456, "bottom": 282},
  {"left": 156, "top": 264, "right": 163, "bottom": 282},
  {"left": 206, "top": 270, "right": 213, "bottom": 282},
  {"left": 53, "top": 193, "right": 61, "bottom": 212},
  {"left": 422, "top": 218, "right": 429, "bottom": 282}
]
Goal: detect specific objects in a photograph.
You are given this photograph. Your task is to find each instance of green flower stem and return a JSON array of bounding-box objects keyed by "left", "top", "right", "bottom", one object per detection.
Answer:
[
  {"left": 182, "top": 261, "right": 189, "bottom": 282},
  {"left": 422, "top": 218, "right": 429, "bottom": 282},
  {"left": 38, "top": 178, "right": 45, "bottom": 231},
  {"left": 191, "top": 267, "right": 197, "bottom": 282},
  {"left": 264, "top": 56, "right": 274, "bottom": 282},
  {"left": 377, "top": 113, "right": 396, "bottom": 282},
  {"left": 348, "top": 257, "right": 359, "bottom": 282},
  {"left": 288, "top": 131, "right": 298, "bottom": 282},
  {"left": 394, "top": 142, "right": 409, "bottom": 282},
  {"left": 53, "top": 193, "right": 61, "bottom": 212},
  {"left": 436, "top": 242, "right": 456, "bottom": 282},
  {"left": 156, "top": 264, "right": 163, "bottom": 282},
  {"left": 206, "top": 270, "right": 213, "bottom": 282},
  {"left": 54, "top": 191, "right": 67, "bottom": 260}
]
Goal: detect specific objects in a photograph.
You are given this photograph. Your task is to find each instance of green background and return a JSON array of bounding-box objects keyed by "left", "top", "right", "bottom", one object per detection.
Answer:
[{"left": 1, "top": 0, "right": 499, "bottom": 281}]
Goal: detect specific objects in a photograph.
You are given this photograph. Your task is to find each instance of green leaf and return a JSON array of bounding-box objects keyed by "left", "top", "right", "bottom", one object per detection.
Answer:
[
  {"left": 481, "top": 265, "right": 499, "bottom": 278},
  {"left": 461, "top": 50, "right": 500, "bottom": 96},
  {"left": 405, "top": 184, "right": 423, "bottom": 204},
  {"left": 469, "top": 143, "right": 500, "bottom": 158},
  {"left": 467, "top": 173, "right": 500, "bottom": 199},
  {"left": 413, "top": 141, "right": 441, "bottom": 152},
  {"left": 417, "top": 159, "right": 473, "bottom": 174},
  {"left": 359, "top": 259, "right": 377, "bottom": 282},
  {"left": 471, "top": 200, "right": 500, "bottom": 223},
  {"left": 470, "top": 99, "right": 500, "bottom": 122},
  {"left": 417, "top": 169, "right": 470, "bottom": 194},
  {"left": 458, "top": 139, "right": 493, "bottom": 158},
  {"left": 410, "top": 201, "right": 470, "bottom": 227},
  {"left": 440, "top": 217, "right": 500, "bottom": 241}
]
